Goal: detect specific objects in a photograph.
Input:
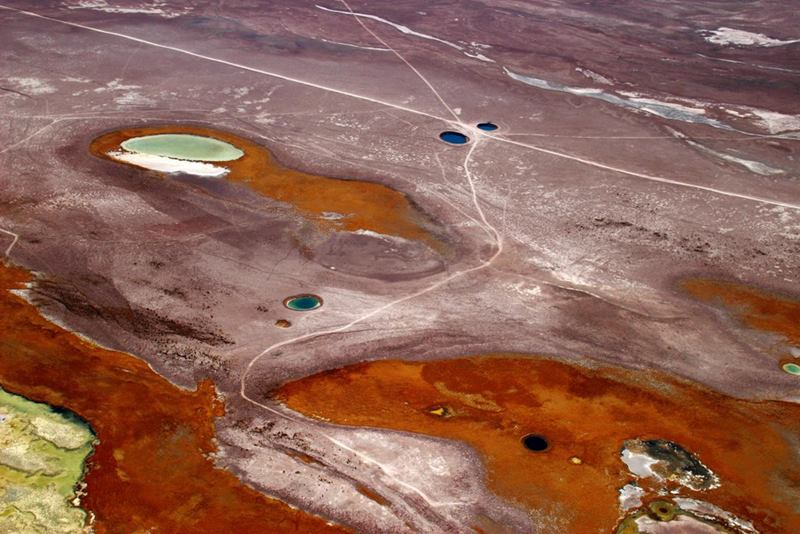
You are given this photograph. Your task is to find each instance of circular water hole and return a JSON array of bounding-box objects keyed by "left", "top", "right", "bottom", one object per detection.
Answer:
[
  {"left": 521, "top": 434, "right": 549, "bottom": 452},
  {"left": 283, "top": 294, "right": 323, "bottom": 311},
  {"left": 476, "top": 122, "right": 498, "bottom": 132},
  {"left": 439, "top": 131, "right": 469, "bottom": 145}
]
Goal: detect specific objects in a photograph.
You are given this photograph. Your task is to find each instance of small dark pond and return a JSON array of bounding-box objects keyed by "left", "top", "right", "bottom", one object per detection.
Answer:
[
  {"left": 439, "top": 131, "right": 469, "bottom": 145},
  {"left": 522, "top": 434, "right": 549, "bottom": 452}
]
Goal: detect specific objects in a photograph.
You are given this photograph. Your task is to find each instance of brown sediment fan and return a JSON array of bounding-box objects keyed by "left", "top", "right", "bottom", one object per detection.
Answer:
[
  {"left": 274, "top": 355, "right": 800, "bottom": 533},
  {"left": 0, "top": 262, "right": 347, "bottom": 534},
  {"left": 89, "top": 125, "right": 444, "bottom": 251},
  {"left": 683, "top": 277, "right": 800, "bottom": 346}
]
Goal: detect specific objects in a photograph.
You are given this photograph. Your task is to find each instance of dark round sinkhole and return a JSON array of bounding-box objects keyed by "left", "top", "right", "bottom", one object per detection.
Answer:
[
  {"left": 521, "top": 434, "right": 549, "bottom": 452},
  {"left": 476, "top": 122, "right": 498, "bottom": 132},
  {"left": 439, "top": 131, "right": 469, "bottom": 145}
]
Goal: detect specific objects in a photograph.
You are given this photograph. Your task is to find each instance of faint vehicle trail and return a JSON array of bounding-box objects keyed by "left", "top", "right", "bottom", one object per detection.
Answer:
[
  {"left": 0, "top": 119, "right": 65, "bottom": 258},
  {"left": 236, "top": 5, "right": 505, "bottom": 520},
  {"left": 0, "top": 4, "right": 451, "bottom": 123},
  {"left": 0, "top": 228, "right": 19, "bottom": 256},
  {"left": 696, "top": 53, "right": 800, "bottom": 75},
  {"left": 240, "top": 145, "right": 498, "bottom": 392},
  {"left": 239, "top": 140, "right": 503, "bottom": 518},
  {"left": 315, "top": 4, "right": 464, "bottom": 53},
  {"left": 0, "top": 119, "right": 63, "bottom": 155},
  {"left": 500, "top": 131, "right": 797, "bottom": 141},
  {"left": 495, "top": 135, "right": 800, "bottom": 210},
  {"left": 336, "top": 0, "right": 462, "bottom": 122},
  {"left": 1, "top": 2, "right": 798, "bottom": 528},
  {"left": 0, "top": 3, "right": 502, "bottom": 523},
  {"left": 3, "top": 3, "right": 798, "bottom": 210}
]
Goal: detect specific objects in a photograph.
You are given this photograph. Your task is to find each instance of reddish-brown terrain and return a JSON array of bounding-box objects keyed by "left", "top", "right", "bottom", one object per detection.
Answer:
[
  {"left": 276, "top": 354, "right": 800, "bottom": 533},
  {"left": 684, "top": 278, "right": 800, "bottom": 370},
  {"left": 0, "top": 261, "right": 346, "bottom": 533},
  {"left": 1, "top": 0, "right": 799, "bottom": 531},
  {"left": 91, "top": 125, "right": 444, "bottom": 250}
]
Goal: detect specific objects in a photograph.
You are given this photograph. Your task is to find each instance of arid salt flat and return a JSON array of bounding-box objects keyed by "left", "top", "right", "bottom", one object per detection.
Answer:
[{"left": 1, "top": 1, "right": 799, "bottom": 532}]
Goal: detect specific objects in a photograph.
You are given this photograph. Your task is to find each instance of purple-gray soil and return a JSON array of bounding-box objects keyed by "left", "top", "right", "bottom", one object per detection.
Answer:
[{"left": 1, "top": 1, "right": 798, "bottom": 532}]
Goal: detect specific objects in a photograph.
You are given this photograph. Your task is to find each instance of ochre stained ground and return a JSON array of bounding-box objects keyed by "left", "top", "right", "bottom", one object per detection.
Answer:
[
  {"left": 683, "top": 278, "right": 800, "bottom": 369},
  {"left": 275, "top": 355, "right": 800, "bottom": 533},
  {"left": 0, "top": 261, "right": 347, "bottom": 534},
  {"left": 90, "top": 125, "right": 443, "bottom": 250}
]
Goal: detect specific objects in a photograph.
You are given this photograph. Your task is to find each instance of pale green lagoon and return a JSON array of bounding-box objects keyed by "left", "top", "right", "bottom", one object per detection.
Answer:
[
  {"left": 121, "top": 134, "right": 244, "bottom": 162},
  {"left": 0, "top": 386, "right": 95, "bottom": 533}
]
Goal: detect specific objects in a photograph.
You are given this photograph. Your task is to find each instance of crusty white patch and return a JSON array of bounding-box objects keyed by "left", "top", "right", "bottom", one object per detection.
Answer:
[
  {"left": 108, "top": 150, "right": 228, "bottom": 177},
  {"left": 93, "top": 78, "right": 140, "bottom": 93},
  {"left": 667, "top": 127, "right": 783, "bottom": 176},
  {"left": 353, "top": 229, "right": 411, "bottom": 244},
  {"left": 3, "top": 77, "right": 56, "bottom": 95},
  {"left": 113, "top": 91, "right": 155, "bottom": 106},
  {"left": 674, "top": 498, "right": 758, "bottom": 533},
  {"left": 576, "top": 67, "right": 612, "bottom": 85},
  {"left": 618, "top": 483, "right": 645, "bottom": 512},
  {"left": 621, "top": 448, "right": 659, "bottom": 479},
  {"left": 64, "top": 0, "right": 192, "bottom": 18},
  {"left": 700, "top": 27, "right": 800, "bottom": 47},
  {"left": 748, "top": 109, "right": 800, "bottom": 134}
]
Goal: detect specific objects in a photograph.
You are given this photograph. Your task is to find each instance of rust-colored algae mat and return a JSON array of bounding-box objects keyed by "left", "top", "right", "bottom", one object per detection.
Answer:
[
  {"left": 0, "top": 262, "right": 347, "bottom": 534},
  {"left": 90, "top": 125, "right": 442, "bottom": 249},
  {"left": 274, "top": 355, "right": 800, "bottom": 533},
  {"left": 683, "top": 278, "right": 800, "bottom": 346}
]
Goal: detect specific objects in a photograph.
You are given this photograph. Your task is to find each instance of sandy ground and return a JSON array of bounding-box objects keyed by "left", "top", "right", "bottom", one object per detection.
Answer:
[{"left": 1, "top": 1, "right": 799, "bottom": 532}]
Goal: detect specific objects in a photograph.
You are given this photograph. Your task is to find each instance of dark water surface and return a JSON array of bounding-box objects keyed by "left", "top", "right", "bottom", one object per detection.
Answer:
[{"left": 439, "top": 131, "right": 469, "bottom": 144}]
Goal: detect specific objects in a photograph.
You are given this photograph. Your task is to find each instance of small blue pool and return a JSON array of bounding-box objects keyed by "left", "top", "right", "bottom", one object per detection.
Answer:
[
  {"left": 476, "top": 122, "right": 498, "bottom": 132},
  {"left": 439, "top": 131, "right": 469, "bottom": 145},
  {"left": 284, "top": 294, "right": 323, "bottom": 311}
]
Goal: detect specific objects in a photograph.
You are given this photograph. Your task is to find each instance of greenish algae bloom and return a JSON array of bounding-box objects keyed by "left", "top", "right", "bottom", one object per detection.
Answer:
[
  {"left": 0, "top": 386, "right": 95, "bottom": 533},
  {"left": 284, "top": 295, "right": 323, "bottom": 311},
  {"left": 121, "top": 134, "right": 244, "bottom": 161},
  {"left": 783, "top": 362, "right": 800, "bottom": 376}
]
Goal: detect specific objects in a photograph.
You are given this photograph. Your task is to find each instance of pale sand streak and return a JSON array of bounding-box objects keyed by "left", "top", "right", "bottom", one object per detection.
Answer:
[{"left": 0, "top": 228, "right": 19, "bottom": 256}]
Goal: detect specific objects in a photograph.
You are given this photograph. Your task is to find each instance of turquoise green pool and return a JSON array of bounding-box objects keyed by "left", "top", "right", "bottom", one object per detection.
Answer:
[
  {"left": 120, "top": 134, "right": 244, "bottom": 161},
  {"left": 783, "top": 362, "right": 800, "bottom": 376},
  {"left": 284, "top": 295, "right": 323, "bottom": 311}
]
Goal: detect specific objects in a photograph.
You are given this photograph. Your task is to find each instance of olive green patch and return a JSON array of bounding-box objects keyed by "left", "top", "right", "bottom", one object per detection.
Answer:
[{"left": 0, "top": 386, "right": 95, "bottom": 533}]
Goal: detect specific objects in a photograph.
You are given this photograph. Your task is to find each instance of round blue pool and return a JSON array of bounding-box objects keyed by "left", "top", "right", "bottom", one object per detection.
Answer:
[
  {"left": 284, "top": 294, "right": 323, "bottom": 311},
  {"left": 439, "top": 131, "right": 469, "bottom": 145}
]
